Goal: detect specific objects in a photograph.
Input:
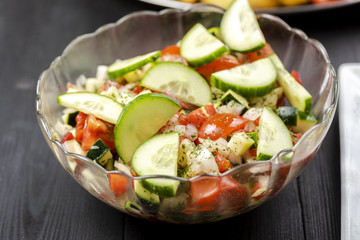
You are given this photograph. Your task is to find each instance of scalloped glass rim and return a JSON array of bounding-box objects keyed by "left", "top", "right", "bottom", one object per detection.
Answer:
[{"left": 35, "top": 4, "right": 338, "bottom": 219}]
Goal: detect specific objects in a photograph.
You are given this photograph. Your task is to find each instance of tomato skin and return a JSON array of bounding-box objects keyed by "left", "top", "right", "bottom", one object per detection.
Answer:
[
  {"left": 75, "top": 112, "right": 115, "bottom": 150},
  {"left": 195, "top": 54, "right": 241, "bottom": 81},
  {"left": 178, "top": 104, "right": 216, "bottom": 128},
  {"left": 108, "top": 173, "right": 128, "bottom": 197},
  {"left": 61, "top": 132, "right": 75, "bottom": 143},
  {"left": 240, "top": 43, "right": 274, "bottom": 63},
  {"left": 75, "top": 112, "right": 87, "bottom": 142},
  {"left": 185, "top": 175, "right": 248, "bottom": 213},
  {"left": 198, "top": 113, "right": 249, "bottom": 140},
  {"left": 161, "top": 45, "right": 180, "bottom": 55},
  {"left": 291, "top": 70, "right": 302, "bottom": 85},
  {"left": 214, "top": 151, "right": 233, "bottom": 173},
  {"left": 132, "top": 85, "right": 144, "bottom": 94}
]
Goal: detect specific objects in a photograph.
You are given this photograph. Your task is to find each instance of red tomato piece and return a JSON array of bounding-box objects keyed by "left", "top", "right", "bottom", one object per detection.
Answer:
[
  {"left": 240, "top": 43, "right": 275, "bottom": 63},
  {"left": 75, "top": 112, "right": 87, "bottom": 142},
  {"left": 218, "top": 175, "right": 249, "bottom": 210},
  {"left": 198, "top": 113, "right": 249, "bottom": 140},
  {"left": 185, "top": 175, "right": 248, "bottom": 213},
  {"left": 132, "top": 85, "right": 144, "bottom": 94},
  {"left": 75, "top": 112, "right": 115, "bottom": 150},
  {"left": 178, "top": 104, "right": 216, "bottom": 128},
  {"left": 61, "top": 132, "right": 75, "bottom": 143},
  {"left": 291, "top": 70, "right": 302, "bottom": 85},
  {"left": 161, "top": 45, "right": 180, "bottom": 55},
  {"left": 195, "top": 54, "right": 241, "bottom": 81},
  {"left": 214, "top": 151, "right": 233, "bottom": 173},
  {"left": 108, "top": 173, "right": 128, "bottom": 197}
]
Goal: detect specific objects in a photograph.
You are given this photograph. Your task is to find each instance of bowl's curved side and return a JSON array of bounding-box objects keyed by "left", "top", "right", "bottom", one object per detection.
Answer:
[{"left": 36, "top": 5, "right": 338, "bottom": 224}]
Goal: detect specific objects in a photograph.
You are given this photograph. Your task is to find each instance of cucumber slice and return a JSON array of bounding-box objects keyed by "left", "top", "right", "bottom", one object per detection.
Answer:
[
  {"left": 107, "top": 51, "right": 161, "bottom": 80},
  {"left": 257, "top": 107, "right": 293, "bottom": 160},
  {"left": 228, "top": 132, "right": 255, "bottom": 156},
  {"left": 134, "top": 180, "right": 160, "bottom": 213},
  {"left": 220, "top": 89, "right": 250, "bottom": 110},
  {"left": 114, "top": 93, "right": 181, "bottom": 164},
  {"left": 291, "top": 112, "right": 317, "bottom": 133},
  {"left": 269, "top": 54, "right": 313, "bottom": 114},
  {"left": 211, "top": 58, "right": 277, "bottom": 97},
  {"left": 246, "top": 132, "right": 258, "bottom": 148},
  {"left": 86, "top": 139, "right": 113, "bottom": 167},
  {"left": 180, "top": 23, "right": 227, "bottom": 67},
  {"left": 208, "top": 27, "right": 222, "bottom": 40},
  {"left": 140, "top": 62, "right": 212, "bottom": 106},
  {"left": 132, "top": 132, "right": 180, "bottom": 197},
  {"left": 220, "top": 0, "right": 266, "bottom": 53},
  {"left": 62, "top": 111, "right": 79, "bottom": 127},
  {"left": 57, "top": 92, "right": 123, "bottom": 124},
  {"left": 276, "top": 106, "right": 298, "bottom": 126}
]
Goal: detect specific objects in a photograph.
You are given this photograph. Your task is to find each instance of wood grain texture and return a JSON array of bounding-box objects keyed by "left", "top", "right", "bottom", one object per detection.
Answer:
[{"left": 1, "top": 0, "right": 359, "bottom": 239}]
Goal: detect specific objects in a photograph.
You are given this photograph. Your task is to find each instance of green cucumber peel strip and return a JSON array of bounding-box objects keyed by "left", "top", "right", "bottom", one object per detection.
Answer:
[
  {"left": 107, "top": 50, "right": 161, "bottom": 79},
  {"left": 180, "top": 23, "right": 227, "bottom": 67}
]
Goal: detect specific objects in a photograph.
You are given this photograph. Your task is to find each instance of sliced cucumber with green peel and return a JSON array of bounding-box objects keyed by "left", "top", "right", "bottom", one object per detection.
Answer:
[
  {"left": 220, "top": 0, "right": 265, "bottom": 53},
  {"left": 220, "top": 89, "right": 250, "bottom": 110},
  {"left": 132, "top": 132, "right": 180, "bottom": 197},
  {"left": 57, "top": 92, "right": 123, "bottom": 124},
  {"left": 208, "top": 27, "right": 222, "bottom": 40},
  {"left": 257, "top": 107, "right": 293, "bottom": 160},
  {"left": 291, "top": 112, "right": 317, "bottom": 133},
  {"left": 269, "top": 54, "right": 312, "bottom": 114},
  {"left": 62, "top": 111, "right": 79, "bottom": 127},
  {"left": 86, "top": 139, "right": 113, "bottom": 166},
  {"left": 134, "top": 180, "right": 160, "bottom": 213},
  {"left": 180, "top": 23, "right": 227, "bottom": 67},
  {"left": 140, "top": 62, "right": 212, "bottom": 106},
  {"left": 276, "top": 106, "right": 298, "bottom": 126},
  {"left": 107, "top": 51, "right": 161, "bottom": 80},
  {"left": 211, "top": 58, "right": 277, "bottom": 97},
  {"left": 114, "top": 93, "right": 181, "bottom": 164}
]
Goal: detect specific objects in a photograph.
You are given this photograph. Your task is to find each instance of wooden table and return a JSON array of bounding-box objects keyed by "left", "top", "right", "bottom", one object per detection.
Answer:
[{"left": 1, "top": 0, "right": 359, "bottom": 239}]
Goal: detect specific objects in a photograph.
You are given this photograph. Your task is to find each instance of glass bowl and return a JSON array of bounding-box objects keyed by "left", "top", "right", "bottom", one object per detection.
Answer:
[{"left": 35, "top": 4, "right": 338, "bottom": 224}]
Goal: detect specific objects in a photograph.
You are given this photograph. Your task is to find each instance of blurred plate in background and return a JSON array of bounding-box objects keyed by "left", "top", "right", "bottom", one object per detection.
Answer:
[{"left": 139, "top": 0, "right": 359, "bottom": 15}]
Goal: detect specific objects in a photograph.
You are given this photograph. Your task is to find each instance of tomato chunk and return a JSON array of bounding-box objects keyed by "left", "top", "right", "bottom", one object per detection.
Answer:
[
  {"left": 75, "top": 112, "right": 115, "bottom": 150},
  {"left": 108, "top": 173, "right": 128, "bottom": 197},
  {"left": 185, "top": 175, "right": 248, "bottom": 213},
  {"left": 214, "top": 151, "right": 233, "bottom": 173},
  {"left": 198, "top": 113, "right": 249, "bottom": 140},
  {"left": 61, "top": 132, "right": 75, "bottom": 143},
  {"left": 178, "top": 104, "right": 216, "bottom": 128},
  {"left": 161, "top": 45, "right": 180, "bottom": 55},
  {"left": 240, "top": 43, "right": 274, "bottom": 63},
  {"left": 291, "top": 70, "right": 302, "bottom": 85},
  {"left": 195, "top": 54, "right": 241, "bottom": 81}
]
